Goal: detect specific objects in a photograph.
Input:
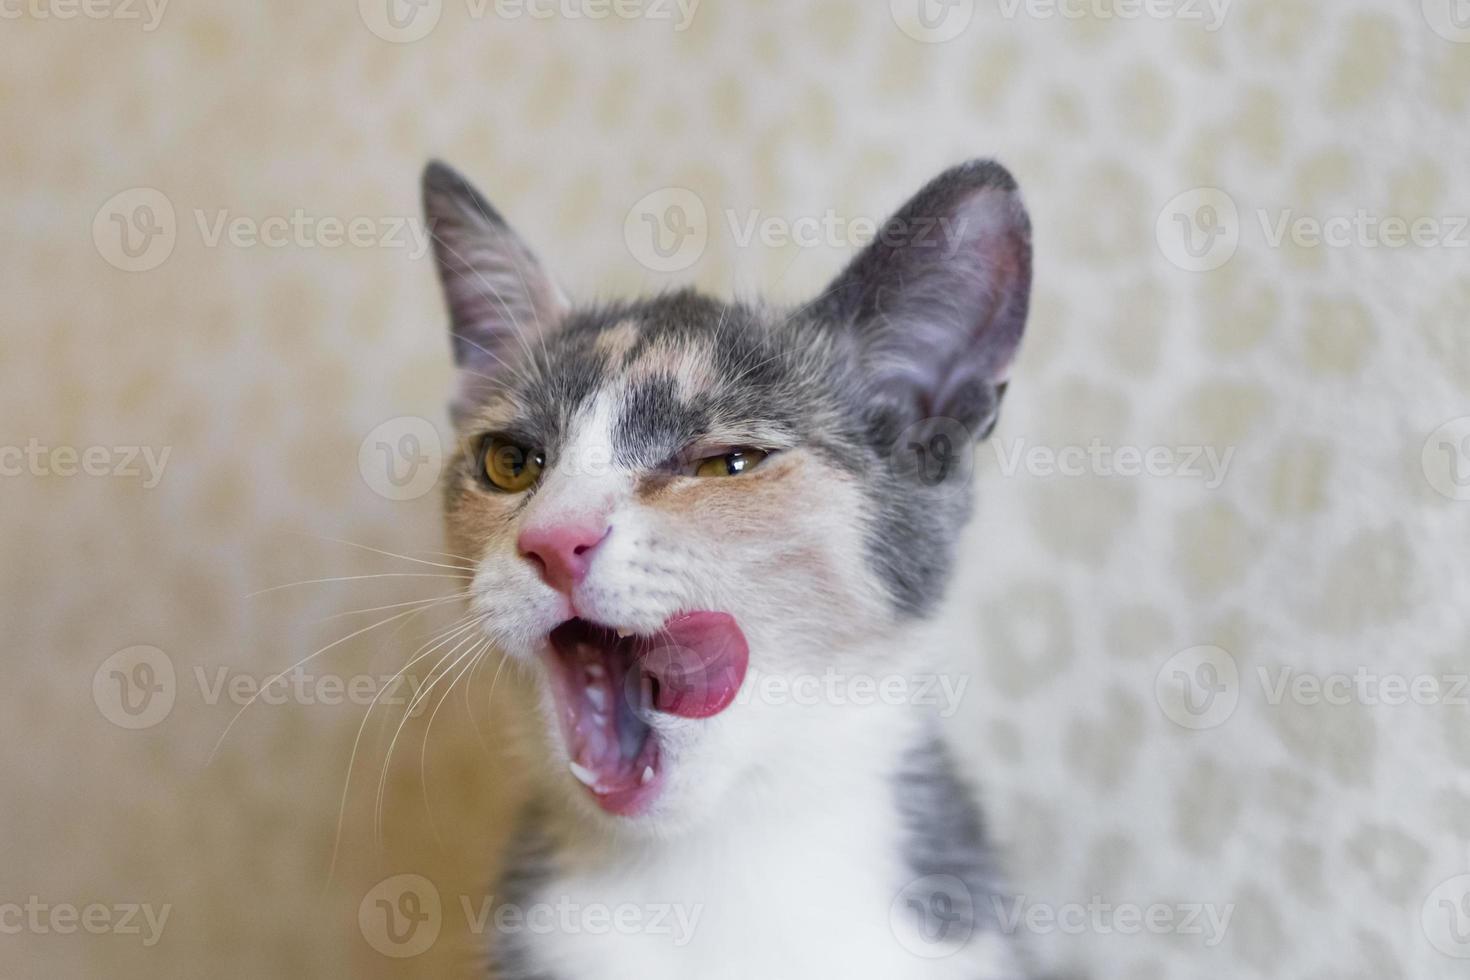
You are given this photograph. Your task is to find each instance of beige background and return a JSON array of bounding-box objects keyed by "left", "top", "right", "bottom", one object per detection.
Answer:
[{"left": 4, "top": 0, "right": 1470, "bottom": 977}]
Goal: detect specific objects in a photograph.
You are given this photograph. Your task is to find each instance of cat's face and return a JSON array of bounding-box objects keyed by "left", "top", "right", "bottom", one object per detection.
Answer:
[{"left": 424, "top": 161, "right": 1031, "bottom": 831}]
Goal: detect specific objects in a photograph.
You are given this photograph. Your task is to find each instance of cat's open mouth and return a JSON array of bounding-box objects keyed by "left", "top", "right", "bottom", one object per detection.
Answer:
[{"left": 543, "top": 611, "right": 749, "bottom": 815}]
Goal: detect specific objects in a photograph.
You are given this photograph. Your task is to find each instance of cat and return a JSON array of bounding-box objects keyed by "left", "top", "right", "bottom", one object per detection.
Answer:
[{"left": 421, "top": 157, "right": 1035, "bottom": 979}]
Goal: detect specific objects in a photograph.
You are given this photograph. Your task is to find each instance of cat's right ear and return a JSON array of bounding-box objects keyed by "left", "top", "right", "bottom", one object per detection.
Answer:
[
  {"left": 814, "top": 160, "right": 1032, "bottom": 444},
  {"left": 422, "top": 161, "right": 567, "bottom": 377}
]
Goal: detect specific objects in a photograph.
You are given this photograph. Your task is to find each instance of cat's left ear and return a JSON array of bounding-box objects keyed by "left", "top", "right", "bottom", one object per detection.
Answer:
[
  {"left": 422, "top": 160, "right": 568, "bottom": 376},
  {"left": 817, "top": 160, "right": 1032, "bottom": 441}
]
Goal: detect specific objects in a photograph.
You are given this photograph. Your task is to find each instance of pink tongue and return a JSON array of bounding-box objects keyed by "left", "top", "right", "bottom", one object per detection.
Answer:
[{"left": 639, "top": 612, "right": 749, "bottom": 719}]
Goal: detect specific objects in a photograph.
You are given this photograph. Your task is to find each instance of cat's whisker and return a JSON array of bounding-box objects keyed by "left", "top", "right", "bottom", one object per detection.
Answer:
[
  {"left": 376, "top": 626, "right": 486, "bottom": 844},
  {"left": 363, "top": 617, "right": 484, "bottom": 853},
  {"left": 417, "top": 637, "right": 489, "bottom": 848},
  {"left": 245, "top": 572, "right": 473, "bottom": 598},
  {"left": 415, "top": 546, "right": 483, "bottom": 566},
  {"left": 293, "top": 532, "right": 478, "bottom": 572},
  {"left": 463, "top": 643, "right": 496, "bottom": 757},
  {"left": 207, "top": 597, "right": 470, "bottom": 766},
  {"left": 316, "top": 590, "right": 475, "bottom": 623},
  {"left": 475, "top": 645, "right": 525, "bottom": 757},
  {"left": 322, "top": 613, "right": 483, "bottom": 890}
]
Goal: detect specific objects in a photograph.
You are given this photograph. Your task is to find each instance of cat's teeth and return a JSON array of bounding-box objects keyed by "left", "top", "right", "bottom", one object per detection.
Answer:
[
  {"left": 568, "top": 762, "right": 598, "bottom": 787},
  {"left": 615, "top": 628, "right": 632, "bottom": 638},
  {"left": 586, "top": 686, "right": 608, "bottom": 712},
  {"left": 640, "top": 766, "right": 654, "bottom": 785}
]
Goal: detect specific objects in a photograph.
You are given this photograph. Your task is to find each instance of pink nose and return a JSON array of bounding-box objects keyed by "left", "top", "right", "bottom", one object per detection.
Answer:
[{"left": 517, "top": 521, "right": 610, "bottom": 594}]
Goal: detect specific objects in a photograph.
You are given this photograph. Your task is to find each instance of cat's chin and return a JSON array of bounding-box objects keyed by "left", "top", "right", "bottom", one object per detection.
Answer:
[{"left": 540, "top": 611, "right": 749, "bottom": 817}]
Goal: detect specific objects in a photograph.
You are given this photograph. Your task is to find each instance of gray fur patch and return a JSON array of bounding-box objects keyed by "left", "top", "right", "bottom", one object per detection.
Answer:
[
  {"left": 487, "top": 805, "right": 561, "bottom": 980},
  {"left": 893, "top": 733, "right": 1038, "bottom": 977}
]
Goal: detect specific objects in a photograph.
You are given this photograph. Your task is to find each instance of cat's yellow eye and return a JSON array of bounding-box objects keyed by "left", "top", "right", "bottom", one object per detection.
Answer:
[
  {"left": 693, "top": 449, "right": 769, "bottom": 478},
  {"left": 482, "top": 436, "right": 544, "bottom": 492}
]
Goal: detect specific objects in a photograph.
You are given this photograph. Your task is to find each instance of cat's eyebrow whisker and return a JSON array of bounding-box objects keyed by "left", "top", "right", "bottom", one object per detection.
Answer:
[
  {"left": 245, "top": 572, "right": 473, "bottom": 598},
  {"left": 293, "top": 532, "right": 478, "bottom": 572},
  {"left": 322, "top": 613, "right": 483, "bottom": 891},
  {"left": 724, "top": 342, "right": 799, "bottom": 390},
  {"left": 207, "top": 596, "right": 472, "bottom": 766}
]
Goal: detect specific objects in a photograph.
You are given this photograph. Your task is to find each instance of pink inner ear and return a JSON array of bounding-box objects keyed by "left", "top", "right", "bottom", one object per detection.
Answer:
[
  {"left": 424, "top": 162, "right": 568, "bottom": 375},
  {"left": 867, "top": 184, "right": 1031, "bottom": 430}
]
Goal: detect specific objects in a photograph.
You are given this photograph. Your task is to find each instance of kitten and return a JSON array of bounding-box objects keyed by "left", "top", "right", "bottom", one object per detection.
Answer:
[{"left": 422, "top": 158, "right": 1034, "bottom": 979}]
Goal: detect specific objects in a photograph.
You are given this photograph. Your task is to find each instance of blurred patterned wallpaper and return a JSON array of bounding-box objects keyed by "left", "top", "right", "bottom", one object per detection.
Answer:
[{"left": 4, "top": 0, "right": 1469, "bottom": 977}]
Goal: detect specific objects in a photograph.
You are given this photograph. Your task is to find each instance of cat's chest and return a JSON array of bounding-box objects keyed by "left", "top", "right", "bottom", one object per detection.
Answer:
[{"left": 495, "top": 804, "right": 1020, "bottom": 980}]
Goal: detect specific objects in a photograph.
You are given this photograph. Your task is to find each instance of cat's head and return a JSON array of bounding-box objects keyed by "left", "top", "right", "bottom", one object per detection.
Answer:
[{"left": 423, "top": 160, "right": 1031, "bottom": 831}]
